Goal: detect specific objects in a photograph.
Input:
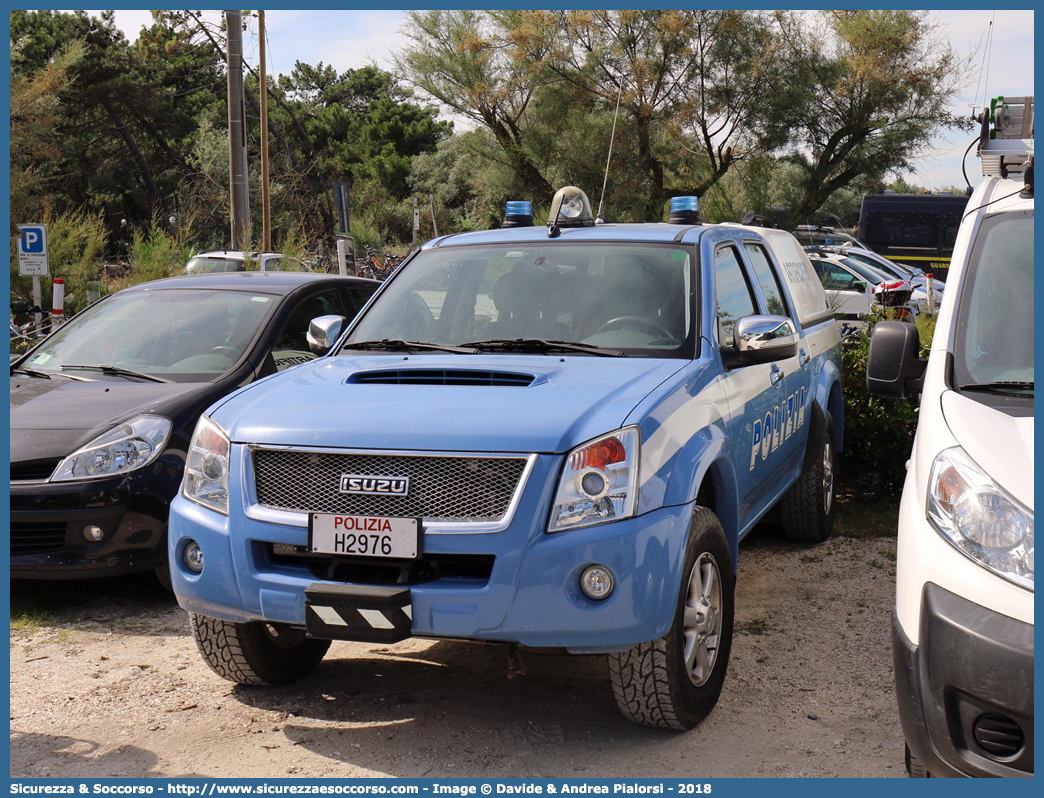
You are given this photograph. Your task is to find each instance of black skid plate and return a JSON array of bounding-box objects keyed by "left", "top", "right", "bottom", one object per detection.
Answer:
[{"left": 304, "top": 583, "right": 413, "bottom": 643}]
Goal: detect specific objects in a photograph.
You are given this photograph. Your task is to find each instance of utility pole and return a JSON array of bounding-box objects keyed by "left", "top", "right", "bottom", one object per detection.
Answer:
[
  {"left": 226, "top": 10, "right": 250, "bottom": 250},
  {"left": 259, "top": 10, "right": 272, "bottom": 252}
]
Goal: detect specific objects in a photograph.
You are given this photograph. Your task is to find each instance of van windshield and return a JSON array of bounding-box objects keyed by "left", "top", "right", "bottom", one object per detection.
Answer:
[
  {"left": 344, "top": 243, "right": 694, "bottom": 358},
  {"left": 953, "top": 210, "right": 1033, "bottom": 396}
]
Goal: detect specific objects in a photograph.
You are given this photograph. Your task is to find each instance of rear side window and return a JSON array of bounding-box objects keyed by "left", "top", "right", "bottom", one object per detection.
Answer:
[
  {"left": 744, "top": 243, "right": 788, "bottom": 317},
  {"left": 714, "top": 245, "right": 757, "bottom": 343}
]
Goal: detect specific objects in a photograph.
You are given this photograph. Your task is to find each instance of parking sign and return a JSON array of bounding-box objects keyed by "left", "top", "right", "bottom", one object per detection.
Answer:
[{"left": 17, "top": 223, "right": 49, "bottom": 276}]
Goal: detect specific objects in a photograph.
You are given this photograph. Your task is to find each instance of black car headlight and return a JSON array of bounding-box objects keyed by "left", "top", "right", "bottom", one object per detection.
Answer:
[{"left": 51, "top": 415, "right": 172, "bottom": 481}]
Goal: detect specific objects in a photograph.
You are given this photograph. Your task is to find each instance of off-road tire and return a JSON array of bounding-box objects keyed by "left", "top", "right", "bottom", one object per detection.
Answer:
[
  {"left": 608, "top": 506, "right": 735, "bottom": 730},
  {"left": 781, "top": 409, "right": 837, "bottom": 543},
  {"left": 189, "top": 613, "right": 331, "bottom": 686}
]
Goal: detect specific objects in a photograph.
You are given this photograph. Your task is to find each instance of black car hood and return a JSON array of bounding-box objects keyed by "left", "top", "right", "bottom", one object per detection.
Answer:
[{"left": 10, "top": 374, "right": 205, "bottom": 463}]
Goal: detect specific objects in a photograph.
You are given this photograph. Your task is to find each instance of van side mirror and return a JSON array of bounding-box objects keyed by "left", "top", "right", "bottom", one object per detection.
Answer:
[
  {"left": 866, "top": 321, "right": 926, "bottom": 399},
  {"left": 307, "top": 315, "right": 347, "bottom": 355},
  {"left": 855, "top": 281, "right": 867, "bottom": 294}
]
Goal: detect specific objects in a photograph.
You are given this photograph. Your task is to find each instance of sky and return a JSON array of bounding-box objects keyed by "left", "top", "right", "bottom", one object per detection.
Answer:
[{"left": 99, "top": 8, "right": 1035, "bottom": 193}]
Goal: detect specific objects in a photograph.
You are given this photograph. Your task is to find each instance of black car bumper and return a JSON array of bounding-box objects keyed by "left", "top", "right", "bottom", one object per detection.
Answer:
[
  {"left": 893, "top": 583, "right": 1034, "bottom": 777},
  {"left": 10, "top": 471, "right": 175, "bottom": 579}
]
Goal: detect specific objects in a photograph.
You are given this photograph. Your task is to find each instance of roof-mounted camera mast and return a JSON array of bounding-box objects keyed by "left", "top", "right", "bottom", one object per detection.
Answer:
[{"left": 976, "top": 95, "right": 1034, "bottom": 178}]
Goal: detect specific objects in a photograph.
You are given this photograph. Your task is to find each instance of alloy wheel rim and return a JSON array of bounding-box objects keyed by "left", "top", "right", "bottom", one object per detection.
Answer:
[{"left": 682, "top": 552, "right": 723, "bottom": 687}]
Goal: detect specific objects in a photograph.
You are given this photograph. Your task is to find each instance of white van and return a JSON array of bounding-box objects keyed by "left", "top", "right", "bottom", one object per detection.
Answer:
[{"left": 867, "top": 96, "right": 1033, "bottom": 777}]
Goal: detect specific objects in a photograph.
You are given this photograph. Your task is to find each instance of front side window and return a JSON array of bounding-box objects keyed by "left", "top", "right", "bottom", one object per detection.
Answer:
[
  {"left": 953, "top": 210, "right": 1033, "bottom": 400},
  {"left": 270, "top": 289, "right": 345, "bottom": 371},
  {"left": 20, "top": 289, "right": 277, "bottom": 381},
  {"left": 345, "top": 243, "right": 693, "bottom": 358}
]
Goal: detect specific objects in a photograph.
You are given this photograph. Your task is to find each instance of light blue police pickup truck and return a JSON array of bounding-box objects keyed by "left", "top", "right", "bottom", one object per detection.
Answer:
[{"left": 169, "top": 188, "right": 843, "bottom": 730}]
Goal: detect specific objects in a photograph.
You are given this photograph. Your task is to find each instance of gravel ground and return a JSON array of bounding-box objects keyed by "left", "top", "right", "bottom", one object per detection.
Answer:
[{"left": 9, "top": 522, "right": 904, "bottom": 779}]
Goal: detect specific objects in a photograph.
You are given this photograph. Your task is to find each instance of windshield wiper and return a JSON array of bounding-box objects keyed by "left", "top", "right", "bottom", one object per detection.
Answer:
[
  {"left": 339, "top": 339, "right": 477, "bottom": 355},
  {"left": 961, "top": 381, "right": 1034, "bottom": 395},
  {"left": 459, "top": 338, "right": 626, "bottom": 357},
  {"left": 60, "top": 364, "right": 172, "bottom": 383},
  {"left": 11, "top": 365, "right": 51, "bottom": 379}
]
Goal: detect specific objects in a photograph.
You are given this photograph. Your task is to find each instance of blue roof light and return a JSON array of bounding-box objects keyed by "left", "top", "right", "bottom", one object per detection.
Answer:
[
  {"left": 668, "top": 196, "right": 702, "bottom": 225},
  {"left": 503, "top": 200, "right": 534, "bottom": 228}
]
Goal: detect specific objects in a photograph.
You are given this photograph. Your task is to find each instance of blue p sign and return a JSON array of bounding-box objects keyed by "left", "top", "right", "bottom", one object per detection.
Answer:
[{"left": 21, "top": 227, "right": 44, "bottom": 253}]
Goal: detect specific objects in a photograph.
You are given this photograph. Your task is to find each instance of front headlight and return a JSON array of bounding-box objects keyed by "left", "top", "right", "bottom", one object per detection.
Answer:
[
  {"left": 927, "top": 447, "right": 1033, "bottom": 589},
  {"left": 51, "top": 415, "right": 172, "bottom": 481},
  {"left": 548, "top": 427, "right": 640, "bottom": 532},
  {"left": 182, "top": 415, "right": 230, "bottom": 515}
]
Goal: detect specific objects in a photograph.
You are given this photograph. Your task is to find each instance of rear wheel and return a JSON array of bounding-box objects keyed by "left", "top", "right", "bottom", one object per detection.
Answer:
[
  {"left": 190, "top": 613, "right": 331, "bottom": 686},
  {"left": 608, "top": 506, "right": 735, "bottom": 730},
  {"left": 781, "top": 409, "right": 837, "bottom": 543}
]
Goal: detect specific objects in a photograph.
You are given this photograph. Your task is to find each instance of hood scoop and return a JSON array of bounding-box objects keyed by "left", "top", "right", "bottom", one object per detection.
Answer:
[{"left": 348, "top": 369, "right": 539, "bottom": 387}]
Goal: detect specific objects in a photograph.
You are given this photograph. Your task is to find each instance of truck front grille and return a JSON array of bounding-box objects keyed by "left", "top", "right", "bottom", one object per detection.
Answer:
[{"left": 252, "top": 448, "right": 530, "bottom": 523}]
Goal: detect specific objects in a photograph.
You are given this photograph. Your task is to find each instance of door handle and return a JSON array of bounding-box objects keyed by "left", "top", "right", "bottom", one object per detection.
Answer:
[
  {"left": 799, "top": 348, "right": 811, "bottom": 369},
  {"left": 770, "top": 364, "right": 784, "bottom": 387}
]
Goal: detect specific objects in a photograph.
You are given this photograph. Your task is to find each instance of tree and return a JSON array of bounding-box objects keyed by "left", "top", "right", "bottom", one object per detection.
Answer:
[
  {"left": 770, "top": 10, "right": 973, "bottom": 230},
  {"left": 398, "top": 10, "right": 557, "bottom": 203},
  {"left": 9, "top": 33, "right": 83, "bottom": 231},
  {"left": 518, "top": 10, "right": 785, "bottom": 220}
]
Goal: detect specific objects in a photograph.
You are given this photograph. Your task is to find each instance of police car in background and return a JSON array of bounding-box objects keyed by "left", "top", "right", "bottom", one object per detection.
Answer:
[
  {"left": 868, "top": 95, "right": 1033, "bottom": 776},
  {"left": 168, "top": 187, "right": 843, "bottom": 730}
]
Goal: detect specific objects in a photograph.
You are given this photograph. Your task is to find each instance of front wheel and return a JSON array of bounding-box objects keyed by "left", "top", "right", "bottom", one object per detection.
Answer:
[
  {"left": 190, "top": 613, "right": 331, "bottom": 686},
  {"left": 608, "top": 506, "right": 735, "bottom": 730},
  {"left": 781, "top": 409, "right": 837, "bottom": 543}
]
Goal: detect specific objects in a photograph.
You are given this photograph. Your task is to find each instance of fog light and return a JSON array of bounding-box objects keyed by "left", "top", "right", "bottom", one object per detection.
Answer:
[
  {"left": 580, "top": 565, "right": 615, "bottom": 600},
  {"left": 183, "top": 540, "right": 204, "bottom": 573},
  {"left": 83, "top": 525, "right": 104, "bottom": 542}
]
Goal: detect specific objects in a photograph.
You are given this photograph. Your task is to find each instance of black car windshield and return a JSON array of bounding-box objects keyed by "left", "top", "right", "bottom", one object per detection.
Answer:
[
  {"left": 343, "top": 243, "right": 694, "bottom": 358},
  {"left": 953, "top": 210, "right": 1033, "bottom": 396},
  {"left": 18, "top": 288, "right": 277, "bottom": 381}
]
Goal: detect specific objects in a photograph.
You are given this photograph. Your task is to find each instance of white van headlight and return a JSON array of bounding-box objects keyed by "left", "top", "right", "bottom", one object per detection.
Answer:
[
  {"left": 927, "top": 447, "right": 1033, "bottom": 589},
  {"left": 548, "top": 427, "right": 640, "bottom": 532},
  {"left": 182, "top": 415, "right": 231, "bottom": 515},
  {"left": 51, "top": 415, "right": 171, "bottom": 481}
]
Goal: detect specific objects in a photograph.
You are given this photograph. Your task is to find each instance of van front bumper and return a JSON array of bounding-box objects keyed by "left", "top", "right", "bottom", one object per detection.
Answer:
[{"left": 893, "top": 583, "right": 1034, "bottom": 777}]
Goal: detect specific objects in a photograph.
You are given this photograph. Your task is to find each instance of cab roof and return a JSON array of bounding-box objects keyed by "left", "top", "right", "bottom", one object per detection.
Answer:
[{"left": 422, "top": 222, "right": 710, "bottom": 249}]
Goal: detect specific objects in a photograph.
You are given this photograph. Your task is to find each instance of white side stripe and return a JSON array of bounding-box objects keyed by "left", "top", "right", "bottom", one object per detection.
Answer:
[
  {"left": 403, "top": 606, "right": 412, "bottom": 621},
  {"left": 359, "top": 609, "right": 395, "bottom": 629},
  {"left": 312, "top": 606, "right": 348, "bottom": 626}
]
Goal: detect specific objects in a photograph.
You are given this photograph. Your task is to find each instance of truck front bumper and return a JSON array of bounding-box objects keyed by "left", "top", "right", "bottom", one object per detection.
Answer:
[{"left": 169, "top": 492, "right": 698, "bottom": 653}]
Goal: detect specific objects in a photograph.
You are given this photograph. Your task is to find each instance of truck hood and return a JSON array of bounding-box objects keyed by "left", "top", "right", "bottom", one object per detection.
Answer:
[
  {"left": 942, "top": 390, "right": 1034, "bottom": 508},
  {"left": 211, "top": 355, "right": 687, "bottom": 454},
  {"left": 10, "top": 374, "right": 202, "bottom": 462}
]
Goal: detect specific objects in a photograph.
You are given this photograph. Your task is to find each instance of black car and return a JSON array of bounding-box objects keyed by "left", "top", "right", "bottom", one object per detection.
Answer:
[{"left": 10, "top": 271, "right": 379, "bottom": 587}]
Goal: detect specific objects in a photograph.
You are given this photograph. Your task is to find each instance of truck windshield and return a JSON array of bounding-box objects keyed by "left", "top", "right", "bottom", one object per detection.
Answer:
[
  {"left": 345, "top": 243, "right": 694, "bottom": 358},
  {"left": 953, "top": 210, "right": 1033, "bottom": 396}
]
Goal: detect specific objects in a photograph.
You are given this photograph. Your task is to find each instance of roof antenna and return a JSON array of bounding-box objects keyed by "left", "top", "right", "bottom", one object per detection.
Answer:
[{"left": 595, "top": 77, "right": 626, "bottom": 224}]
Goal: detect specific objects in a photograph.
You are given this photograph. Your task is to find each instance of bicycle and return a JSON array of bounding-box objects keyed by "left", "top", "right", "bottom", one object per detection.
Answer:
[
  {"left": 10, "top": 305, "right": 52, "bottom": 353},
  {"left": 357, "top": 246, "right": 398, "bottom": 281}
]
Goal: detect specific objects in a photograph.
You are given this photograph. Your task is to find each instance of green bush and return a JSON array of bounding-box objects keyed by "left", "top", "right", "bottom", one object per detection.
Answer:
[{"left": 840, "top": 309, "right": 934, "bottom": 497}]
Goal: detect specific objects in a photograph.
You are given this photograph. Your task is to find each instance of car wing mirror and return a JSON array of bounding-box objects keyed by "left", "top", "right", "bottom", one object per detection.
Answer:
[
  {"left": 726, "top": 315, "right": 798, "bottom": 367},
  {"left": 866, "top": 320, "right": 927, "bottom": 399},
  {"left": 306, "top": 315, "right": 347, "bottom": 355}
]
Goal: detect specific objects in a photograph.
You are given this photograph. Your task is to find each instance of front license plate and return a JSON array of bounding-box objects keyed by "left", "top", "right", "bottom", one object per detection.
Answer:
[{"left": 309, "top": 514, "right": 421, "bottom": 559}]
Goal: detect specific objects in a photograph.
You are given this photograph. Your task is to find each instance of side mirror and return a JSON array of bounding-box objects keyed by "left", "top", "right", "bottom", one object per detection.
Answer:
[
  {"left": 854, "top": 281, "right": 867, "bottom": 294},
  {"left": 866, "top": 320, "right": 926, "bottom": 399},
  {"left": 306, "top": 315, "right": 347, "bottom": 355},
  {"left": 727, "top": 315, "right": 799, "bottom": 367}
]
